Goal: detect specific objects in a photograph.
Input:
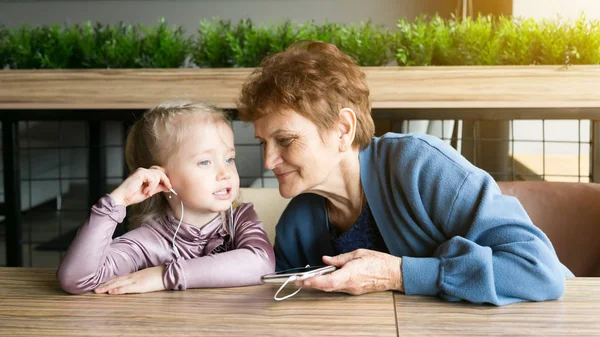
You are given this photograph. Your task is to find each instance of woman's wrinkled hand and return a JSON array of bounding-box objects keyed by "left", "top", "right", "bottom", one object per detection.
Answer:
[
  {"left": 94, "top": 266, "right": 166, "bottom": 295},
  {"left": 296, "top": 249, "right": 404, "bottom": 295}
]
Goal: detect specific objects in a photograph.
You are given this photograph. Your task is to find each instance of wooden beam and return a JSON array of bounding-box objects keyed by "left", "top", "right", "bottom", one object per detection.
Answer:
[
  {"left": 372, "top": 108, "right": 600, "bottom": 120},
  {"left": 2, "top": 66, "right": 600, "bottom": 111}
]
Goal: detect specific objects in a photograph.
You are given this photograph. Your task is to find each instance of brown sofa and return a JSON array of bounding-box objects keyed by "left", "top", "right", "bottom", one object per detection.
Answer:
[
  {"left": 499, "top": 182, "right": 600, "bottom": 277},
  {"left": 241, "top": 181, "right": 600, "bottom": 277}
]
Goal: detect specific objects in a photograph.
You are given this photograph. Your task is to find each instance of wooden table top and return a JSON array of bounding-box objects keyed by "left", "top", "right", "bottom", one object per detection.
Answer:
[
  {"left": 394, "top": 278, "right": 600, "bottom": 336},
  {"left": 0, "top": 268, "right": 598, "bottom": 336},
  {"left": 0, "top": 268, "right": 397, "bottom": 337}
]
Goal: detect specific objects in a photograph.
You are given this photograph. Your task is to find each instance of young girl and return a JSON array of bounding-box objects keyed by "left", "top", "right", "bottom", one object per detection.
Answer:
[{"left": 57, "top": 102, "right": 275, "bottom": 295}]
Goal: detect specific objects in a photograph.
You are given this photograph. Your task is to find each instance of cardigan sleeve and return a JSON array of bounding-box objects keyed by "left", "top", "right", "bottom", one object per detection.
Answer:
[{"left": 400, "top": 156, "right": 567, "bottom": 305}]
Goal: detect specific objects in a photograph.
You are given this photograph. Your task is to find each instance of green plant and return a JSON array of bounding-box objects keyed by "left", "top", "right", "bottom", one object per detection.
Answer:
[
  {"left": 193, "top": 18, "right": 234, "bottom": 67},
  {"left": 137, "top": 18, "right": 190, "bottom": 68},
  {"left": 395, "top": 13, "right": 600, "bottom": 66},
  {"left": 7, "top": 24, "right": 78, "bottom": 69},
  {"left": 333, "top": 21, "right": 395, "bottom": 66},
  {"left": 93, "top": 22, "right": 143, "bottom": 68},
  {"left": 268, "top": 20, "right": 298, "bottom": 54},
  {"left": 2, "top": 14, "right": 600, "bottom": 69},
  {"left": 533, "top": 18, "right": 572, "bottom": 64},
  {"left": 496, "top": 16, "right": 535, "bottom": 64},
  {"left": 396, "top": 15, "right": 437, "bottom": 66},
  {"left": 226, "top": 19, "right": 275, "bottom": 67},
  {"left": 296, "top": 21, "right": 341, "bottom": 43},
  {"left": 445, "top": 14, "right": 500, "bottom": 65},
  {"left": 73, "top": 21, "right": 141, "bottom": 68},
  {"left": 193, "top": 18, "right": 298, "bottom": 68},
  {"left": 396, "top": 14, "right": 501, "bottom": 66},
  {"left": 562, "top": 15, "right": 600, "bottom": 65}
]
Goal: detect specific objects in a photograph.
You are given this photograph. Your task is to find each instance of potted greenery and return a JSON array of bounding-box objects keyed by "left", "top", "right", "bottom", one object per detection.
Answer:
[{"left": 1, "top": 14, "right": 599, "bottom": 108}]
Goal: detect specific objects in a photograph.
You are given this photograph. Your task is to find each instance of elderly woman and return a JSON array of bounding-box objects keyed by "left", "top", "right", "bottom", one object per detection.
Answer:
[{"left": 237, "top": 41, "right": 572, "bottom": 305}]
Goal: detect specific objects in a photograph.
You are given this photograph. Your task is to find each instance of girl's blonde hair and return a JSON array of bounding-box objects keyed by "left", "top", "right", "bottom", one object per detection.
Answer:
[{"left": 125, "top": 101, "right": 232, "bottom": 228}]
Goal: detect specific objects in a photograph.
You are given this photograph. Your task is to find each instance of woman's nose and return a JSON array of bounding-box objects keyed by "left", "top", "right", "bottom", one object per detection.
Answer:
[{"left": 263, "top": 145, "right": 282, "bottom": 170}]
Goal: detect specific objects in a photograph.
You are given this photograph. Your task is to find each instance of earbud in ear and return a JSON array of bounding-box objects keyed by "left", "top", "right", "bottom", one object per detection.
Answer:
[{"left": 169, "top": 188, "right": 178, "bottom": 196}]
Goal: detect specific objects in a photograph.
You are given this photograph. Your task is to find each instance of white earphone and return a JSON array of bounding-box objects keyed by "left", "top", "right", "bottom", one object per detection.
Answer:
[
  {"left": 168, "top": 188, "right": 235, "bottom": 259},
  {"left": 169, "top": 188, "right": 184, "bottom": 258}
]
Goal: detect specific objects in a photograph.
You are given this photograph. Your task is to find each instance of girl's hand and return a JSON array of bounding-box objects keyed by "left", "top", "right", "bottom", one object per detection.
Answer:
[
  {"left": 296, "top": 249, "right": 404, "bottom": 295},
  {"left": 94, "top": 266, "right": 166, "bottom": 295},
  {"left": 109, "top": 166, "right": 172, "bottom": 207}
]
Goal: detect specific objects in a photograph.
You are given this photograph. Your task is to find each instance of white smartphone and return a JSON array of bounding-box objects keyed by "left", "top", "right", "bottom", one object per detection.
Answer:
[{"left": 260, "top": 265, "right": 337, "bottom": 284}]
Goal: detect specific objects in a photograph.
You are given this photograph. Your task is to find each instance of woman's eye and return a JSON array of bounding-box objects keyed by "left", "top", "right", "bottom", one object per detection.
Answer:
[
  {"left": 226, "top": 157, "right": 235, "bottom": 164},
  {"left": 199, "top": 160, "right": 210, "bottom": 166},
  {"left": 278, "top": 138, "right": 293, "bottom": 146}
]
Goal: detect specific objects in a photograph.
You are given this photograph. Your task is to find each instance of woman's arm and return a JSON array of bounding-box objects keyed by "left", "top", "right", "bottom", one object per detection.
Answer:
[
  {"left": 402, "top": 172, "right": 565, "bottom": 305},
  {"left": 306, "top": 135, "right": 566, "bottom": 305}
]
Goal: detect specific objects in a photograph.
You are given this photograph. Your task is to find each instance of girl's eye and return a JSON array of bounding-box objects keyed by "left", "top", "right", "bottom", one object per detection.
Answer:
[
  {"left": 226, "top": 157, "right": 235, "bottom": 164},
  {"left": 258, "top": 141, "right": 265, "bottom": 147},
  {"left": 199, "top": 160, "right": 210, "bottom": 166}
]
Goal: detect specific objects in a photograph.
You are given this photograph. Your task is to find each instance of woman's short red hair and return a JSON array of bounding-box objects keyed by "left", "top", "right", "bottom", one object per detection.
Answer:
[{"left": 237, "top": 40, "right": 375, "bottom": 149}]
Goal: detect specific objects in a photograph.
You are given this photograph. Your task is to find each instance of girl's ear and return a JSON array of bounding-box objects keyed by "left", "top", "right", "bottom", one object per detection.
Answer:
[
  {"left": 149, "top": 165, "right": 167, "bottom": 173},
  {"left": 337, "top": 108, "right": 357, "bottom": 151}
]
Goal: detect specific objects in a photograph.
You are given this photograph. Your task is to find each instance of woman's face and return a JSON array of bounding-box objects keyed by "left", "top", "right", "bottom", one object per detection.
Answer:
[{"left": 254, "top": 109, "right": 340, "bottom": 199}]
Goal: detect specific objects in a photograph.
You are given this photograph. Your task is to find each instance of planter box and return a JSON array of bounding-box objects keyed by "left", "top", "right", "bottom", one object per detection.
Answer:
[{"left": 2, "top": 66, "right": 600, "bottom": 119}]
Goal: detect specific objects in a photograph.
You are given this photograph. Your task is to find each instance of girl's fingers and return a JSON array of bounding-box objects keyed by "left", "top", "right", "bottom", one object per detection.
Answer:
[
  {"left": 95, "top": 276, "right": 133, "bottom": 293},
  {"left": 141, "top": 171, "right": 162, "bottom": 196},
  {"left": 151, "top": 170, "right": 171, "bottom": 193},
  {"left": 145, "top": 177, "right": 160, "bottom": 196},
  {"left": 108, "top": 285, "right": 132, "bottom": 295},
  {"left": 146, "top": 167, "right": 171, "bottom": 195},
  {"left": 122, "top": 167, "right": 172, "bottom": 203},
  {"left": 148, "top": 166, "right": 171, "bottom": 187},
  {"left": 157, "top": 170, "right": 172, "bottom": 191}
]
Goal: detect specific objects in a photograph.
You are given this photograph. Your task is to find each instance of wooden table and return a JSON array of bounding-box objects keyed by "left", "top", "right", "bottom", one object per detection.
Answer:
[
  {"left": 0, "top": 268, "right": 397, "bottom": 337},
  {"left": 0, "top": 269, "right": 598, "bottom": 336},
  {"left": 394, "top": 278, "right": 600, "bottom": 336}
]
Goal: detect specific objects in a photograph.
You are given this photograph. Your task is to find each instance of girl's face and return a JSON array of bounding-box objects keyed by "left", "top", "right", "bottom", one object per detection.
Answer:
[
  {"left": 253, "top": 109, "right": 340, "bottom": 199},
  {"left": 164, "top": 119, "right": 240, "bottom": 216}
]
